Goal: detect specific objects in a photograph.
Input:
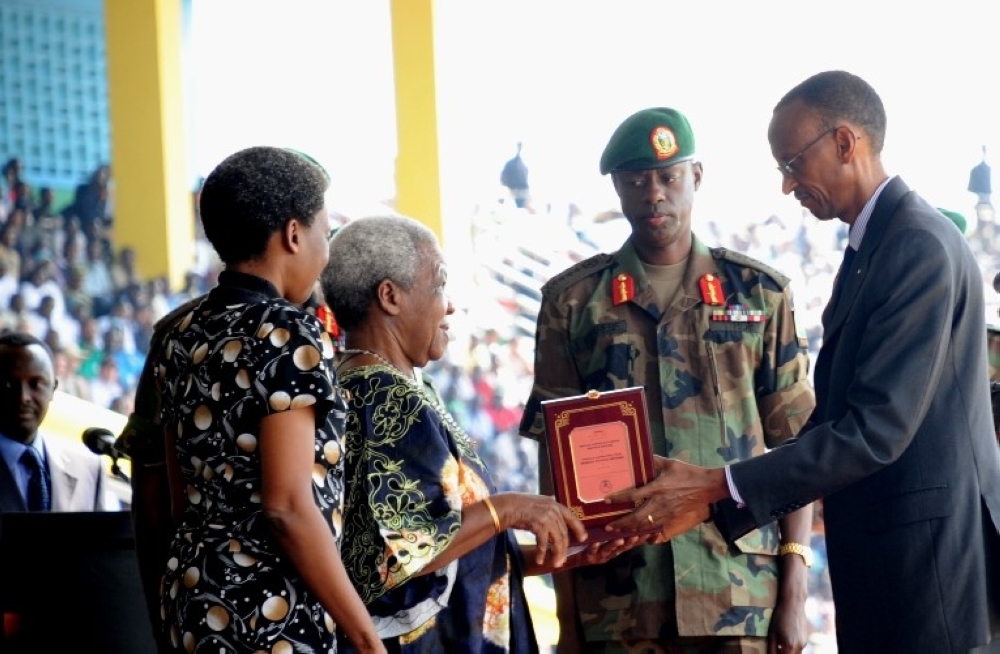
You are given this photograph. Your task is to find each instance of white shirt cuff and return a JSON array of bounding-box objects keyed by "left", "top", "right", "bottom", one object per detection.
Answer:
[{"left": 724, "top": 465, "right": 746, "bottom": 508}]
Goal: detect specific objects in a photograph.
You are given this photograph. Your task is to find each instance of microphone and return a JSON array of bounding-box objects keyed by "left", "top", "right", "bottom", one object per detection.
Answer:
[
  {"left": 82, "top": 427, "right": 126, "bottom": 459},
  {"left": 82, "top": 427, "right": 131, "bottom": 484}
]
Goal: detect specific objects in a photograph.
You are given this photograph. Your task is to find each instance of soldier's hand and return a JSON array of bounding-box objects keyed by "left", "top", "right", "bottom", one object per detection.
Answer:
[{"left": 768, "top": 595, "right": 809, "bottom": 654}]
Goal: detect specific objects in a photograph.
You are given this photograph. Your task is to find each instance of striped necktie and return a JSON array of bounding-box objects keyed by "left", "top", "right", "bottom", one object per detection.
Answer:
[{"left": 21, "top": 447, "right": 51, "bottom": 512}]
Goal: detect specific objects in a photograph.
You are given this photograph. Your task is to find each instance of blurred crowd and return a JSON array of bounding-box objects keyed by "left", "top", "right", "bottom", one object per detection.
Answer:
[
  {"left": 0, "top": 157, "right": 218, "bottom": 415},
  {"left": 4, "top": 153, "right": 997, "bottom": 651},
  {"left": 425, "top": 328, "right": 540, "bottom": 496},
  {"left": 4, "top": 153, "right": 995, "bottom": 481}
]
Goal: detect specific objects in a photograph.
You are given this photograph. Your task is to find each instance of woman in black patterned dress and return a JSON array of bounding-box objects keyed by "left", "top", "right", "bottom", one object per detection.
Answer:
[{"left": 154, "top": 147, "right": 384, "bottom": 654}]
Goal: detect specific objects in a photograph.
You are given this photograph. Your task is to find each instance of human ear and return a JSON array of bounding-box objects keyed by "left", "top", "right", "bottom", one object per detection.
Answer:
[
  {"left": 691, "top": 161, "right": 704, "bottom": 190},
  {"left": 835, "top": 126, "right": 861, "bottom": 161},
  {"left": 375, "top": 279, "right": 404, "bottom": 317},
  {"left": 283, "top": 218, "right": 301, "bottom": 253}
]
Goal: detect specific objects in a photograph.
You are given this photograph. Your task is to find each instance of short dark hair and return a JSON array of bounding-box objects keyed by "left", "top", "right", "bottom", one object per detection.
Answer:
[
  {"left": 198, "top": 146, "right": 330, "bottom": 265},
  {"left": 776, "top": 70, "right": 887, "bottom": 154},
  {"left": 0, "top": 331, "right": 54, "bottom": 360}
]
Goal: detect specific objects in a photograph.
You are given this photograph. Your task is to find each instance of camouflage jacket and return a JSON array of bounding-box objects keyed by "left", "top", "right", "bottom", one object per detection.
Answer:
[{"left": 519, "top": 236, "right": 815, "bottom": 641}]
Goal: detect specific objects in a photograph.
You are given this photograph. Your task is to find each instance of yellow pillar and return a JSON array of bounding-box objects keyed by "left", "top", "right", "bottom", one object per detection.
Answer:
[
  {"left": 104, "top": 0, "right": 193, "bottom": 290},
  {"left": 390, "top": 0, "right": 443, "bottom": 242}
]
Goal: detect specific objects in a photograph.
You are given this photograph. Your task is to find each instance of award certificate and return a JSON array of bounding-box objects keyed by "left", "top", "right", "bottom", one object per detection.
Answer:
[
  {"left": 570, "top": 421, "right": 634, "bottom": 502},
  {"left": 542, "top": 387, "right": 657, "bottom": 540}
]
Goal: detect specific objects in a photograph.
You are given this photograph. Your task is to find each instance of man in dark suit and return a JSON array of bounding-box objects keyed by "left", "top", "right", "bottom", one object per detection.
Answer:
[
  {"left": 0, "top": 331, "right": 117, "bottom": 646},
  {"left": 0, "top": 332, "right": 114, "bottom": 513},
  {"left": 605, "top": 70, "right": 1000, "bottom": 652}
]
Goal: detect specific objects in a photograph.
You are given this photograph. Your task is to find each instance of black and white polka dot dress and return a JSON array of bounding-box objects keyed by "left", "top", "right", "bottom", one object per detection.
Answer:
[{"left": 156, "top": 271, "right": 346, "bottom": 654}]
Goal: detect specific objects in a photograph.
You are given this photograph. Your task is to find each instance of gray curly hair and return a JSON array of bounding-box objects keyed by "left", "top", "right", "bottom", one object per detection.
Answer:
[{"left": 321, "top": 215, "right": 438, "bottom": 330}]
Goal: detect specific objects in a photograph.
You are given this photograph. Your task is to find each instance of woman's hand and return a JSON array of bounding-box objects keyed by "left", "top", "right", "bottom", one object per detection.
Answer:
[
  {"left": 492, "top": 493, "right": 588, "bottom": 568},
  {"left": 563, "top": 533, "right": 651, "bottom": 569},
  {"left": 517, "top": 518, "right": 652, "bottom": 576}
]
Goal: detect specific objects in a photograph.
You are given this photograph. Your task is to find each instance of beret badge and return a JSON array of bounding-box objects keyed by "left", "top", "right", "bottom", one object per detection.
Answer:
[{"left": 651, "top": 126, "right": 679, "bottom": 161}]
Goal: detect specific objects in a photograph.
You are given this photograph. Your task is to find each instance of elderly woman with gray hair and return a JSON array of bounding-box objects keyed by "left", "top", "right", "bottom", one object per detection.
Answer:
[{"left": 323, "top": 215, "right": 640, "bottom": 653}]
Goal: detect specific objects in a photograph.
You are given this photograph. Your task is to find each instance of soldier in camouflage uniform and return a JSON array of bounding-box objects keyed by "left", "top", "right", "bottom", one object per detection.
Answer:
[{"left": 519, "top": 107, "right": 816, "bottom": 653}]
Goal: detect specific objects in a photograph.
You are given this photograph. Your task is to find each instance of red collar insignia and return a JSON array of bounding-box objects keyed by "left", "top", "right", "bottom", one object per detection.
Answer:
[
  {"left": 317, "top": 303, "right": 340, "bottom": 337},
  {"left": 612, "top": 273, "right": 635, "bottom": 305},
  {"left": 699, "top": 273, "right": 724, "bottom": 306}
]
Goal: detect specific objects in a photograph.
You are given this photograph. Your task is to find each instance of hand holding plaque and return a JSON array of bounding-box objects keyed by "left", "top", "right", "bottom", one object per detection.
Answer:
[{"left": 541, "top": 387, "right": 659, "bottom": 542}]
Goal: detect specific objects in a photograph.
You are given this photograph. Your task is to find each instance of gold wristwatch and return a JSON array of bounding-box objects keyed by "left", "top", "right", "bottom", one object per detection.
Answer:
[{"left": 778, "top": 542, "right": 814, "bottom": 568}]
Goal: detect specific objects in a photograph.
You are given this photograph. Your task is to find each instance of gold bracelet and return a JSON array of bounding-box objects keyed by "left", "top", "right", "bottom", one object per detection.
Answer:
[{"left": 482, "top": 497, "right": 501, "bottom": 534}]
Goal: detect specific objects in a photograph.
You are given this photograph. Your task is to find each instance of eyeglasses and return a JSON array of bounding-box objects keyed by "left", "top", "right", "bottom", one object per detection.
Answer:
[
  {"left": 326, "top": 227, "right": 338, "bottom": 242},
  {"left": 776, "top": 126, "right": 838, "bottom": 178}
]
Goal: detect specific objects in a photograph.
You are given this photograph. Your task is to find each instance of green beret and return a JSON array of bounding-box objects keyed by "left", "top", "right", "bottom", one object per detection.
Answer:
[
  {"left": 937, "top": 208, "right": 967, "bottom": 235},
  {"left": 600, "top": 107, "right": 696, "bottom": 175}
]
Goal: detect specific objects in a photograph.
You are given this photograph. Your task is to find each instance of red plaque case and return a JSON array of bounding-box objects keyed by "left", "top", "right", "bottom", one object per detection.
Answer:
[{"left": 541, "top": 387, "right": 657, "bottom": 541}]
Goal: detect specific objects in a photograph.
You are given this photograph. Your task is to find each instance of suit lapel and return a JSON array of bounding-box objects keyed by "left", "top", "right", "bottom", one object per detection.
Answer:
[
  {"left": 821, "top": 247, "right": 857, "bottom": 326},
  {"left": 45, "top": 439, "right": 80, "bottom": 511},
  {"left": 822, "top": 177, "right": 909, "bottom": 340}
]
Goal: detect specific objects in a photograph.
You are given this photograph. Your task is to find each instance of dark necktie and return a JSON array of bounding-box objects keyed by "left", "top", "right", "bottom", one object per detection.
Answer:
[
  {"left": 830, "top": 246, "right": 858, "bottom": 307},
  {"left": 21, "top": 447, "right": 51, "bottom": 512}
]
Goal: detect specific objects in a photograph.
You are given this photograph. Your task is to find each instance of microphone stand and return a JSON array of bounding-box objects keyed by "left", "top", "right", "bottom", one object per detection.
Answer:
[{"left": 109, "top": 453, "right": 130, "bottom": 484}]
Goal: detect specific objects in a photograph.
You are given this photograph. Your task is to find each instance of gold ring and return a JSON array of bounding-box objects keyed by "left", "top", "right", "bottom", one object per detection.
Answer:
[{"left": 647, "top": 515, "right": 654, "bottom": 524}]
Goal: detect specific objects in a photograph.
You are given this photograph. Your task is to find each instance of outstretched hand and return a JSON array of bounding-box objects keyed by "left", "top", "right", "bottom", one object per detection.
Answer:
[
  {"left": 602, "top": 457, "right": 728, "bottom": 542},
  {"left": 496, "top": 493, "right": 588, "bottom": 568},
  {"left": 564, "top": 533, "right": 652, "bottom": 568}
]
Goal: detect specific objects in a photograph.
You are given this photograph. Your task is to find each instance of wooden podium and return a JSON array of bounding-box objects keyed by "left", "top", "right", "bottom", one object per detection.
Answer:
[{"left": 0, "top": 511, "right": 158, "bottom": 653}]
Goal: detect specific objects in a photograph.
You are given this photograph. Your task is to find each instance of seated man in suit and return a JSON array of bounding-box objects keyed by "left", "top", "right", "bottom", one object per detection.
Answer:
[
  {"left": 0, "top": 331, "right": 114, "bottom": 512},
  {"left": 0, "top": 331, "right": 118, "bottom": 644}
]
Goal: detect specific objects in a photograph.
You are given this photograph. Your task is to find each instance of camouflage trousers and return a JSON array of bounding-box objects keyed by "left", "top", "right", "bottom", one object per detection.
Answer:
[{"left": 581, "top": 636, "right": 767, "bottom": 654}]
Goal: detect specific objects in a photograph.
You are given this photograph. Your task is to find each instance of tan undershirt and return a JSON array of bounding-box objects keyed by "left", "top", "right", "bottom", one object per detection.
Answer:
[{"left": 641, "top": 256, "right": 688, "bottom": 313}]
